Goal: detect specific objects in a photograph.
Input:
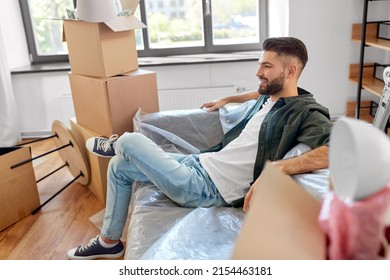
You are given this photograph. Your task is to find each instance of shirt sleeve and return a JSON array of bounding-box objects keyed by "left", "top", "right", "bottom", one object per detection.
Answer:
[{"left": 297, "top": 110, "right": 332, "bottom": 149}]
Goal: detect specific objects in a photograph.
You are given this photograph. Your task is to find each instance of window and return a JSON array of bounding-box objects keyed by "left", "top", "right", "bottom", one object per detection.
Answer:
[
  {"left": 138, "top": 0, "right": 266, "bottom": 56},
  {"left": 19, "top": 0, "right": 267, "bottom": 64},
  {"left": 19, "top": 0, "right": 76, "bottom": 63}
]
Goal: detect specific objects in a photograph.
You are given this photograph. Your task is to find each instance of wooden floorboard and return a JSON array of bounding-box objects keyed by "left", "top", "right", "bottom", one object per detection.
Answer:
[{"left": 0, "top": 137, "right": 107, "bottom": 260}]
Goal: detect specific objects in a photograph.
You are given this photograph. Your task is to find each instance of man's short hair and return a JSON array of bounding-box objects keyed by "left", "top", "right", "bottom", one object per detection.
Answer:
[{"left": 262, "top": 37, "right": 308, "bottom": 70}]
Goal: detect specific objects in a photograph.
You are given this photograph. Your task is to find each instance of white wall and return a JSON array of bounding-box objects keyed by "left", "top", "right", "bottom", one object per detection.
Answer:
[
  {"left": 290, "top": 0, "right": 390, "bottom": 117},
  {"left": 4, "top": 0, "right": 386, "bottom": 135},
  {"left": 289, "top": 0, "right": 356, "bottom": 117}
]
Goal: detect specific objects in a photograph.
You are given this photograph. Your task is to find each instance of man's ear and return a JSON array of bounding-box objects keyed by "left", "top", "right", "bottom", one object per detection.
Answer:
[{"left": 287, "top": 63, "right": 298, "bottom": 78}]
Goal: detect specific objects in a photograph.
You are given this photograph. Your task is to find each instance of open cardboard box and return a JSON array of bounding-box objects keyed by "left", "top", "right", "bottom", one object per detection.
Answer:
[
  {"left": 231, "top": 161, "right": 327, "bottom": 260},
  {"left": 63, "top": 0, "right": 146, "bottom": 78}
]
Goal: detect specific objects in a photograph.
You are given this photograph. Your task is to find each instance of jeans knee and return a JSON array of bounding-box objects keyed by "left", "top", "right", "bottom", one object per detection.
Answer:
[
  {"left": 115, "top": 132, "right": 148, "bottom": 156},
  {"left": 108, "top": 155, "right": 120, "bottom": 173}
]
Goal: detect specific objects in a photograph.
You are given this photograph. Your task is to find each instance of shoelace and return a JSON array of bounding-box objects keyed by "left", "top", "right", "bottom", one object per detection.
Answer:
[
  {"left": 96, "top": 134, "right": 118, "bottom": 152},
  {"left": 78, "top": 236, "right": 99, "bottom": 253}
]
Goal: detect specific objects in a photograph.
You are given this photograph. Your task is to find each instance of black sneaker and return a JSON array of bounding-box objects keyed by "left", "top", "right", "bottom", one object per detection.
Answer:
[
  {"left": 86, "top": 134, "right": 118, "bottom": 157},
  {"left": 67, "top": 236, "right": 124, "bottom": 260}
]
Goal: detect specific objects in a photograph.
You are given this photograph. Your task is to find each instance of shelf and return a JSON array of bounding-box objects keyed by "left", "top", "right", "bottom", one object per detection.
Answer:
[
  {"left": 351, "top": 0, "right": 390, "bottom": 123},
  {"left": 346, "top": 100, "right": 375, "bottom": 123},
  {"left": 352, "top": 23, "right": 390, "bottom": 51},
  {"left": 349, "top": 63, "right": 383, "bottom": 98}
]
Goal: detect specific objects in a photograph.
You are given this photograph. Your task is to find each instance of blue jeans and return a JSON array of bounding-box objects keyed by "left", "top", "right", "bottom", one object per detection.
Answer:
[{"left": 101, "top": 132, "right": 228, "bottom": 240}]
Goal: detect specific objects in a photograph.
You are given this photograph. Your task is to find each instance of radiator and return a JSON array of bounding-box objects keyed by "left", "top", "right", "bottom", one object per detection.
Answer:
[{"left": 158, "top": 86, "right": 237, "bottom": 111}]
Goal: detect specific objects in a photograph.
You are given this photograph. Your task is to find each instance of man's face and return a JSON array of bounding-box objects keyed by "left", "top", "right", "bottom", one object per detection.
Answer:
[{"left": 256, "top": 51, "right": 286, "bottom": 96}]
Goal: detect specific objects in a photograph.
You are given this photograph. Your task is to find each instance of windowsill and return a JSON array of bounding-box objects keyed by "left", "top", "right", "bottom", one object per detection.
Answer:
[{"left": 10, "top": 51, "right": 260, "bottom": 75}]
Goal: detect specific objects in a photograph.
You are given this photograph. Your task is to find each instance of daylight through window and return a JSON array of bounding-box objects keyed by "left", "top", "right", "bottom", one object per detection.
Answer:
[{"left": 19, "top": 0, "right": 266, "bottom": 63}]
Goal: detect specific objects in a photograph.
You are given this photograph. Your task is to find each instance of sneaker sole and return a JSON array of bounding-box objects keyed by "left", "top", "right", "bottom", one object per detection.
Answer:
[
  {"left": 68, "top": 250, "right": 124, "bottom": 260},
  {"left": 87, "top": 150, "right": 115, "bottom": 158}
]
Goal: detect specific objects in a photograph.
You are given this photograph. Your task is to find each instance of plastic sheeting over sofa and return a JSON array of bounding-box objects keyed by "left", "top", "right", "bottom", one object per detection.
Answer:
[{"left": 124, "top": 103, "right": 330, "bottom": 260}]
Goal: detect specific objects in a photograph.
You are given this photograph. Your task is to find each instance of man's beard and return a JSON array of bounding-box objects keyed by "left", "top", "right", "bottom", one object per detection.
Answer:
[{"left": 258, "top": 72, "right": 285, "bottom": 96}]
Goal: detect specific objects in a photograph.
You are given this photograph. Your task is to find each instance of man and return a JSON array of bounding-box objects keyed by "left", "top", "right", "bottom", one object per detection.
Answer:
[{"left": 68, "top": 37, "right": 332, "bottom": 260}]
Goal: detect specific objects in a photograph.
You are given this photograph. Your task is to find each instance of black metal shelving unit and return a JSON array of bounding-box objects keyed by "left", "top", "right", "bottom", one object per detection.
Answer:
[{"left": 353, "top": 0, "right": 390, "bottom": 119}]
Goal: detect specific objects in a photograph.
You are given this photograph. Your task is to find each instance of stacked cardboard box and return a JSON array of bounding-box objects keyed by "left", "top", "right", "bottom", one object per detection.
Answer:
[{"left": 64, "top": 1, "right": 159, "bottom": 205}]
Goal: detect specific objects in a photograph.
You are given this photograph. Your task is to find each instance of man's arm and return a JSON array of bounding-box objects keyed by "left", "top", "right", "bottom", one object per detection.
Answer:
[
  {"left": 243, "top": 145, "right": 329, "bottom": 212},
  {"left": 201, "top": 90, "right": 260, "bottom": 112},
  {"left": 271, "top": 145, "right": 329, "bottom": 175}
]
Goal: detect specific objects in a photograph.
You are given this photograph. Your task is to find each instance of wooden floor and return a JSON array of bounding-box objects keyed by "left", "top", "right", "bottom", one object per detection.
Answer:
[{"left": 0, "top": 137, "right": 107, "bottom": 260}]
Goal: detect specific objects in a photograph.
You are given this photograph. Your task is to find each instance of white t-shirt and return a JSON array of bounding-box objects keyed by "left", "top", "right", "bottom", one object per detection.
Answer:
[{"left": 199, "top": 99, "right": 276, "bottom": 203}]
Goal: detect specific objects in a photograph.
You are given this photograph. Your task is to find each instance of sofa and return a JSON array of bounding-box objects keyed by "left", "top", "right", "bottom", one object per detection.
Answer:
[{"left": 113, "top": 102, "right": 330, "bottom": 260}]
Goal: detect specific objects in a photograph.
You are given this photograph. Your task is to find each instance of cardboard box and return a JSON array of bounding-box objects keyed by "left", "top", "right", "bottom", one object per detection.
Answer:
[
  {"left": 63, "top": 0, "right": 146, "bottom": 78},
  {"left": 63, "top": 20, "right": 140, "bottom": 78},
  {"left": 69, "top": 69, "right": 159, "bottom": 137},
  {"left": 62, "top": 0, "right": 146, "bottom": 78},
  {"left": 231, "top": 162, "right": 326, "bottom": 260},
  {"left": 70, "top": 118, "right": 110, "bottom": 205},
  {"left": 0, "top": 147, "right": 40, "bottom": 232}
]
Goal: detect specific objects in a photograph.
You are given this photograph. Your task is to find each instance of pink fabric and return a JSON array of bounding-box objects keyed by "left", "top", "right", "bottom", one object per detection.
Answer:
[{"left": 319, "top": 185, "right": 390, "bottom": 260}]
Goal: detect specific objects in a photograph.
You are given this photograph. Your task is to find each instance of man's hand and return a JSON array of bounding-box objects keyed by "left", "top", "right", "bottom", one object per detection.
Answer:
[
  {"left": 200, "top": 99, "right": 228, "bottom": 112},
  {"left": 243, "top": 185, "right": 255, "bottom": 212},
  {"left": 243, "top": 145, "right": 329, "bottom": 212},
  {"left": 243, "top": 177, "right": 262, "bottom": 212},
  {"left": 200, "top": 90, "right": 260, "bottom": 112}
]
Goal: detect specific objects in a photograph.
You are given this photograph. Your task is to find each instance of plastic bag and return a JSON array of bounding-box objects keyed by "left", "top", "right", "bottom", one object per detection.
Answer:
[
  {"left": 139, "top": 206, "right": 244, "bottom": 260},
  {"left": 218, "top": 100, "right": 257, "bottom": 134},
  {"left": 319, "top": 185, "right": 390, "bottom": 259},
  {"left": 133, "top": 108, "right": 224, "bottom": 154}
]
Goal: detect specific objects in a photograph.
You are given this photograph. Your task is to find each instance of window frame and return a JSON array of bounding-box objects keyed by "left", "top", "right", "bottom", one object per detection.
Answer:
[
  {"left": 19, "top": 0, "right": 77, "bottom": 64},
  {"left": 19, "top": 0, "right": 268, "bottom": 64}
]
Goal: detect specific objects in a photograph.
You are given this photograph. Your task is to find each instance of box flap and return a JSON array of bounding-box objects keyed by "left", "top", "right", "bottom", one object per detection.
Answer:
[
  {"left": 121, "top": 0, "right": 140, "bottom": 14},
  {"left": 231, "top": 161, "right": 326, "bottom": 260},
  {"left": 62, "top": 22, "right": 66, "bottom": 42},
  {"left": 105, "top": 15, "right": 146, "bottom": 32},
  {"left": 118, "top": 69, "right": 155, "bottom": 77}
]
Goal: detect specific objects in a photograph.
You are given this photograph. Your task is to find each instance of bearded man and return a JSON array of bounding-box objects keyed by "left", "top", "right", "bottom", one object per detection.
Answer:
[{"left": 68, "top": 37, "right": 332, "bottom": 260}]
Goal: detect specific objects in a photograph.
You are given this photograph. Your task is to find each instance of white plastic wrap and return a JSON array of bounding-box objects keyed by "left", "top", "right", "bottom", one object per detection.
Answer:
[
  {"left": 124, "top": 182, "right": 244, "bottom": 260},
  {"left": 140, "top": 207, "right": 244, "bottom": 260},
  {"left": 133, "top": 108, "right": 224, "bottom": 154},
  {"left": 125, "top": 183, "right": 194, "bottom": 259},
  {"left": 123, "top": 104, "right": 330, "bottom": 260},
  {"left": 218, "top": 100, "right": 257, "bottom": 134}
]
